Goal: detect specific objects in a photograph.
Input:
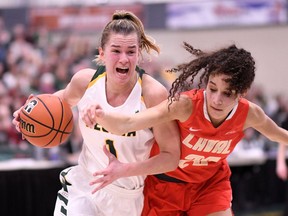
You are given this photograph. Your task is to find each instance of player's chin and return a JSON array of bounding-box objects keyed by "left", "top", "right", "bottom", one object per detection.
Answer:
[{"left": 116, "top": 72, "right": 129, "bottom": 80}]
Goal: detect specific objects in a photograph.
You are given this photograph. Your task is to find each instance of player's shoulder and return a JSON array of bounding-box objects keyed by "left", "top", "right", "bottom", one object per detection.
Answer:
[
  {"left": 141, "top": 73, "right": 168, "bottom": 107},
  {"left": 71, "top": 68, "right": 95, "bottom": 89},
  {"left": 247, "top": 101, "right": 263, "bottom": 116},
  {"left": 72, "top": 68, "right": 95, "bottom": 80},
  {"left": 245, "top": 101, "right": 266, "bottom": 127},
  {"left": 73, "top": 68, "right": 95, "bottom": 80}
]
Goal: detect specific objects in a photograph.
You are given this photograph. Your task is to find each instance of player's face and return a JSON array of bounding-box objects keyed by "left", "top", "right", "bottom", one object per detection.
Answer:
[
  {"left": 99, "top": 32, "right": 140, "bottom": 86},
  {"left": 205, "top": 74, "right": 241, "bottom": 126}
]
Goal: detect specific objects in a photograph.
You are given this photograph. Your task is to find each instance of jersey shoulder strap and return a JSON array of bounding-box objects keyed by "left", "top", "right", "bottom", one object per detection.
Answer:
[
  {"left": 90, "top": 66, "right": 106, "bottom": 82},
  {"left": 136, "top": 66, "right": 145, "bottom": 79}
]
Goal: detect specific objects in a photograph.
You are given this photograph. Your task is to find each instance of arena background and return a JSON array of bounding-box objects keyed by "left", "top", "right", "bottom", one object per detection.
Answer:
[{"left": 0, "top": 1, "right": 288, "bottom": 216}]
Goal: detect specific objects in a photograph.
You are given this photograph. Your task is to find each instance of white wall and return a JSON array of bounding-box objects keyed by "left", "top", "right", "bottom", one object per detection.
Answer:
[{"left": 149, "top": 26, "right": 288, "bottom": 96}]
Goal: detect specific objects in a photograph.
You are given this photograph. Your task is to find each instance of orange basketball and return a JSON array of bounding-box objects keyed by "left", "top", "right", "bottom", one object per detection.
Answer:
[{"left": 19, "top": 94, "right": 74, "bottom": 148}]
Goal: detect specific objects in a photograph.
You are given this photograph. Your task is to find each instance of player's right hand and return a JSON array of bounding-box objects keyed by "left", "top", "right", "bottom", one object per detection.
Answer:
[{"left": 89, "top": 145, "right": 126, "bottom": 193}]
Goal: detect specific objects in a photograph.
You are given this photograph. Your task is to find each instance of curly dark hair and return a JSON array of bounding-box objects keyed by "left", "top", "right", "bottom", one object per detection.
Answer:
[{"left": 167, "top": 42, "right": 256, "bottom": 102}]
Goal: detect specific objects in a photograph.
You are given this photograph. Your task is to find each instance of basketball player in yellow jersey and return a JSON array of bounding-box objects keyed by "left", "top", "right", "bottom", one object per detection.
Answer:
[{"left": 12, "top": 10, "right": 180, "bottom": 216}]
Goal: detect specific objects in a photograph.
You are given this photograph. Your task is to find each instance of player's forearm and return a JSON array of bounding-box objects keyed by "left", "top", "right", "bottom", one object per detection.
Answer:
[
  {"left": 122, "top": 152, "right": 179, "bottom": 177},
  {"left": 97, "top": 112, "right": 132, "bottom": 135},
  {"left": 53, "top": 90, "right": 64, "bottom": 99},
  {"left": 53, "top": 89, "right": 76, "bottom": 107}
]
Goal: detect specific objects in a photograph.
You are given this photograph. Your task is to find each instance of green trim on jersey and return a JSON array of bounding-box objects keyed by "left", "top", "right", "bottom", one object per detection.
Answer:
[{"left": 90, "top": 65, "right": 106, "bottom": 81}]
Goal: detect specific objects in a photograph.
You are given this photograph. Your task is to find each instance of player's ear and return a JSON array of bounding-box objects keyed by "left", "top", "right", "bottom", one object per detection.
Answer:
[{"left": 98, "top": 47, "right": 104, "bottom": 60}]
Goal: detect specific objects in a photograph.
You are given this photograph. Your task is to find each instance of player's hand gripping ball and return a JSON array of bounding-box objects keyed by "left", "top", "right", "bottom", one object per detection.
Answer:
[{"left": 19, "top": 94, "right": 74, "bottom": 148}]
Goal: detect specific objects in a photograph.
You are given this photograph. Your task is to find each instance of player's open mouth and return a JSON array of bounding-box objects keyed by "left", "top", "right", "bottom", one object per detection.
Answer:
[{"left": 116, "top": 68, "right": 129, "bottom": 74}]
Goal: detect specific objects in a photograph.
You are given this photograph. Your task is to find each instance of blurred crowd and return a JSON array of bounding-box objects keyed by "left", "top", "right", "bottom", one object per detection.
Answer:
[
  {"left": 0, "top": 16, "right": 288, "bottom": 164},
  {"left": 0, "top": 16, "right": 96, "bottom": 161}
]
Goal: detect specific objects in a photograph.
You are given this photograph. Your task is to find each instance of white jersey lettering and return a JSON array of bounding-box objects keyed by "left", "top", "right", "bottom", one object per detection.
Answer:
[{"left": 182, "top": 134, "right": 232, "bottom": 154}]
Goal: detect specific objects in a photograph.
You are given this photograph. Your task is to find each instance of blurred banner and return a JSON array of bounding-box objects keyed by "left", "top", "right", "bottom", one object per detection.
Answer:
[
  {"left": 166, "top": 0, "right": 287, "bottom": 29},
  {"left": 4, "top": 0, "right": 287, "bottom": 31},
  {"left": 28, "top": 5, "right": 144, "bottom": 31}
]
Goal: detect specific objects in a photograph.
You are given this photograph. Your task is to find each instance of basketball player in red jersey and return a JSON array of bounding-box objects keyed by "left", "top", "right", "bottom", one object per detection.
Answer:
[{"left": 82, "top": 42, "right": 288, "bottom": 215}]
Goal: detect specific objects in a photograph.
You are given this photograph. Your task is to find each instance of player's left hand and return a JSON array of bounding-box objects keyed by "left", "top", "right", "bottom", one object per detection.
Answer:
[{"left": 89, "top": 145, "right": 127, "bottom": 194}]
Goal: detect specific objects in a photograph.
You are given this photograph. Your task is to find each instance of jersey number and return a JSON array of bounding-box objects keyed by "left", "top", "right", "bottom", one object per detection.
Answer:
[
  {"left": 179, "top": 154, "right": 221, "bottom": 168},
  {"left": 105, "top": 139, "right": 117, "bottom": 158}
]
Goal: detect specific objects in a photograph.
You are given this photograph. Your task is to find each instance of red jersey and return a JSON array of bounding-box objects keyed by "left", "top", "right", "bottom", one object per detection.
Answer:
[{"left": 152, "top": 89, "right": 249, "bottom": 183}]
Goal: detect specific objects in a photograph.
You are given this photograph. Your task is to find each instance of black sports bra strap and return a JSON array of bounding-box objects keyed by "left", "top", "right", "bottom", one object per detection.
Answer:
[{"left": 154, "top": 173, "right": 187, "bottom": 184}]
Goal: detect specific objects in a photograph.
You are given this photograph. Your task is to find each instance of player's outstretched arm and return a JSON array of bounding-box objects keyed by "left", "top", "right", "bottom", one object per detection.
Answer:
[
  {"left": 247, "top": 101, "right": 288, "bottom": 144},
  {"left": 81, "top": 99, "right": 172, "bottom": 135}
]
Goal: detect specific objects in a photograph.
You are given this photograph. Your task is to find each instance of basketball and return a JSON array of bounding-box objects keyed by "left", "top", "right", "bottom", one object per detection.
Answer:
[{"left": 19, "top": 94, "right": 74, "bottom": 148}]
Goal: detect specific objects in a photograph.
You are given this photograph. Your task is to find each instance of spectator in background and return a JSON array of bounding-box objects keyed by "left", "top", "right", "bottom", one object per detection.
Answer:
[
  {"left": 0, "top": 17, "right": 96, "bottom": 159},
  {"left": 0, "top": 16, "right": 10, "bottom": 63},
  {"left": 276, "top": 100, "right": 288, "bottom": 216},
  {"left": 277, "top": 143, "right": 288, "bottom": 216},
  {"left": 0, "top": 82, "right": 12, "bottom": 145}
]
